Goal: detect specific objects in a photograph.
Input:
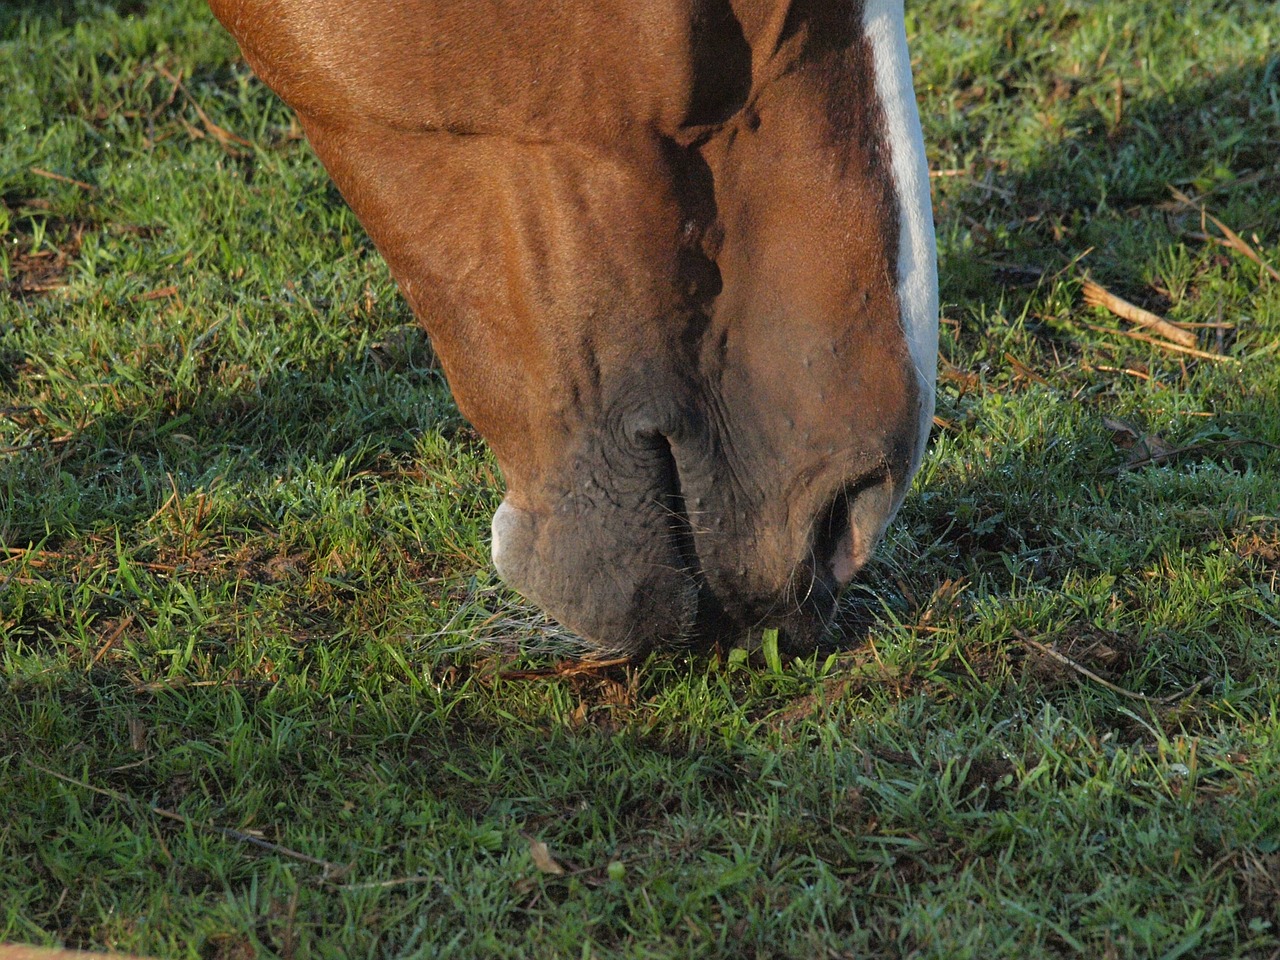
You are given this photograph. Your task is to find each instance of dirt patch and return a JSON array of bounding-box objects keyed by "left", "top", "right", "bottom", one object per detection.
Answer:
[
  {"left": 1017, "top": 624, "right": 1140, "bottom": 688},
  {"left": 201, "top": 933, "right": 258, "bottom": 960},
  {"left": 3, "top": 203, "right": 90, "bottom": 297},
  {"left": 494, "top": 657, "right": 639, "bottom": 733},
  {"left": 1227, "top": 848, "right": 1280, "bottom": 934},
  {"left": 1233, "top": 521, "right": 1280, "bottom": 578},
  {"left": 862, "top": 746, "right": 1017, "bottom": 812},
  {"left": 769, "top": 659, "right": 921, "bottom": 730}
]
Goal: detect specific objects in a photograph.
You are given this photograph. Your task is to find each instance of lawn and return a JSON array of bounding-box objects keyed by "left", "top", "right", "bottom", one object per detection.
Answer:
[{"left": 2, "top": 0, "right": 1279, "bottom": 957}]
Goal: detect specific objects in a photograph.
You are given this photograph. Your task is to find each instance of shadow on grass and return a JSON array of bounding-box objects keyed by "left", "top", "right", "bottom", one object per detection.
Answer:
[
  {"left": 936, "top": 53, "right": 1280, "bottom": 310},
  {"left": 1, "top": 0, "right": 152, "bottom": 32}
]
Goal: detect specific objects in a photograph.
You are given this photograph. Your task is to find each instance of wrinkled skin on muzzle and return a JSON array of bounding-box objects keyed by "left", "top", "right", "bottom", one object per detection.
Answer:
[{"left": 209, "top": 0, "right": 938, "bottom": 657}]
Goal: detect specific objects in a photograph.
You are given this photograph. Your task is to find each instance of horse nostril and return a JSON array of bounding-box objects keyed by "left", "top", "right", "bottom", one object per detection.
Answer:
[{"left": 815, "top": 476, "right": 895, "bottom": 586}]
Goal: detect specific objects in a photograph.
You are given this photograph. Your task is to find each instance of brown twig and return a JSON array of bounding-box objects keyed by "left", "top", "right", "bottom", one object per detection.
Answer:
[
  {"left": 1169, "top": 319, "right": 1235, "bottom": 330},
  {"left": 87, "top": 614, "right": 134, "bottom": 670},
  {"left": 0, "top": 946, "right": 155, "bottom": 959},
  {"left": 1014, "top": 633, "right": 1208, "bottom": 705},
  {"left": 0, "top": 434, "right": 74, "bottom": 456},
  {"left": 499, "top": 657, "right": 631, "bottom": 680},
  {"left": 131, "top": 284, "right": 179, "bottom": 303},
  {"left": 155, "top": 65, "right": 253, "bottom": 153},
  {"left": 329, "top": 875, "right": 437, "bottom": 891},
  {"left": 25, "top": 761, "right": 351, "bottom": 878},
  {"left": 1116, "top": 437, "right": 1280, "bottom": 472},
  {"left": 149, "top": 63, "right": 184, "bottom": 120},
  {"left": 1081, "top": 279, "right": 1198, "bottom": 347},
  {"left": 1004, "top": 351, "right": 1050, "bottom": 385},
  {"left": 0, "top": 546, "right": 175, "bottom": 574},
  {"left": 1086, "top": 364, "right": 1152, "bottom": 381},
  {"left": 30, "top": 167, "right": 97, "bottom": 193},
  {"left": 1072, "top": 318, "right": 1238, "bottom": 363},
  {"left": 1171, "top": 186, "right": 1280, "bottom": 284}
]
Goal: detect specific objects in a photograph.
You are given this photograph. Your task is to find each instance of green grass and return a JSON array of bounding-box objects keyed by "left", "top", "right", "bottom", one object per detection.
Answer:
[{"left": 2, "top": 0, "right": 1279, "bottom": 956}]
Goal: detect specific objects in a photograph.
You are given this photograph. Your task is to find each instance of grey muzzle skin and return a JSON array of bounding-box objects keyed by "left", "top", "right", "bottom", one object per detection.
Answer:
[{"left": 488, "top": 410, "right": 915, "bottom": 658}]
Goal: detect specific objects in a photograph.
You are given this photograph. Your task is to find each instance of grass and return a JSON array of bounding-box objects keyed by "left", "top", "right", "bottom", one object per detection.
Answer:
[{"left": 2, "top": 0, "right": 1279, "bottom": 956}]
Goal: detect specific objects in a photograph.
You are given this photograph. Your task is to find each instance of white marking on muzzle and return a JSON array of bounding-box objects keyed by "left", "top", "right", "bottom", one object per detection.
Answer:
[
  {"left": 863, "top": 0, "right": 939, "bottom": 496},
  {"left": 490, "top": 500, "right": 519, "bottom": 578}
]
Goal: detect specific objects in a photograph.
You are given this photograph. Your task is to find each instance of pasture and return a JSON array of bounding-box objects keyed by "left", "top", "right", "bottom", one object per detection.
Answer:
[{"left": 2, "top": 0, "right": 1279, "bottom": 956}]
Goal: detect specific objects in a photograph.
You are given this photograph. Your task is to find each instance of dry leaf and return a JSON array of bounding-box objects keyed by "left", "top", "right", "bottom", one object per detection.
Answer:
[
  {"left": 499, "top": 657, "right": 629, "bottom": 681},
  {"left": 1004, "top": 351, "right": 1049, "bottom": 385},
  {"left": 528, "top": 838, "right": 565, "bottom": 876},
  {"left": 128, "top": 717, "right": 148, "bottom": 753},
  {"left": 1103, "top": 417, "right": 1179, "bottom": 468}
]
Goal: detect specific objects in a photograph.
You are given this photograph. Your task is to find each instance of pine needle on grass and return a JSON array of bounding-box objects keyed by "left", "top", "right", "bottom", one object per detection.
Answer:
[
  {"left": 24, "top": 761, "right": 352, "bottom": 880},
  {"left": 29, "top": 167, "right": 97, "bottom": 193},
  {"left": 1071, "top": 317, "right": 1239, "bottom": 363},
  {"left": 1014, "top": 632, "right": 1209, "bottom": 705},
  {"left": 1171, "top": 185, "right": 1280, "bottom": 284}
]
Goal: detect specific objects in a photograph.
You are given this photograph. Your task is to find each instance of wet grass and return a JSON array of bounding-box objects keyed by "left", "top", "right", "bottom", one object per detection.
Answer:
[{"left": 2, "top": 0, "right": 1279, "bottom": 956}]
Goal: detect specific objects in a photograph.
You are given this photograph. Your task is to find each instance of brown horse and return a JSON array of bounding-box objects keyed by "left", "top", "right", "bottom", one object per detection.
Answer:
[{"left": 207, "top": 0, "right": 939, "bottom": 656}]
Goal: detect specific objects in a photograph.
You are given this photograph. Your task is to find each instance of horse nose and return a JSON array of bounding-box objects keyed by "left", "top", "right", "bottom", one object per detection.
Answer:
[{"left": 815, "top": 475, "right": 896, "bottom": 586}]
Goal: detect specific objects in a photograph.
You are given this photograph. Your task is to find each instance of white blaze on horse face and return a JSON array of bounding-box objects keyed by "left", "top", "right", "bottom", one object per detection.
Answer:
[
  {"left": 863, "top": 0, "right": 939, "bottom": 506},
  {"left": 490, "top": 500, "right": 518, "bottom": 574}
]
